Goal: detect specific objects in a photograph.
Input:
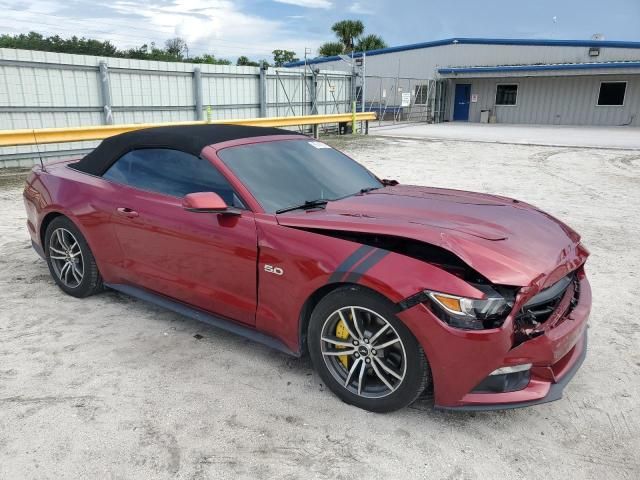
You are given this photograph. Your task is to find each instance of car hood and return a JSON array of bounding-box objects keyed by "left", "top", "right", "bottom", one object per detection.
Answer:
[{"left": 276, "top": 185, "right": 588, "bottom": 287}]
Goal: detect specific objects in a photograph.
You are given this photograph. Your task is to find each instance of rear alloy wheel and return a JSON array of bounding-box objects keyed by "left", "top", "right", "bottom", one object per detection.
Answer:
[
  {"left": 308, "top": 286, "right": 430, "bottom": 413},
  {"left": 48, "top": 227, "right": 84, "bottom": 289},
  {"left": 44, "top": 216, "right": 103, "bottom": 298}
]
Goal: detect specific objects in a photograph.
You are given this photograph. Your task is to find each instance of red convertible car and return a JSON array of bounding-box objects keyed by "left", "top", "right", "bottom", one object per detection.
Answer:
[{"left": 23, "top": 125, "right": 590, "bottom": 412}]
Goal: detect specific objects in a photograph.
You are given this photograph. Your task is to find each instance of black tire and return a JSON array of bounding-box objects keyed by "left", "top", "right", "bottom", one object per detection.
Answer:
[
  {"left": 308, "top": 285, "right": 430, "bottom": 413},
  {"left": 44, "top": 216, "right": 103, "bottom": 298}
]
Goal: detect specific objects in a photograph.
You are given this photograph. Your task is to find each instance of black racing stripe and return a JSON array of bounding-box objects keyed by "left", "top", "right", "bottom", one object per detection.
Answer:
[
  {"left": 343, "top": 249, "right": 390, "bottom": 284},
  {"left": 327, "top": 245, "right": 374, "bottom": 283}
]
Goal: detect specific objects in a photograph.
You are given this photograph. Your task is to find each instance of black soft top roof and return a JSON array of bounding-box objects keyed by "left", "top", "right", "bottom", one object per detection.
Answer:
[{"left": 72, "top": 124, "right": 301, "bottom": 176}]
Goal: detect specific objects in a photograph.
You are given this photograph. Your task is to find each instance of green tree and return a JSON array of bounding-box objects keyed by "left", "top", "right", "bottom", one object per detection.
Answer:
[
  {"left": 318, "top": 41, "right": 344, "bottom": 57},
  {"left": 0, "top": 31, "right": 238, "bottom": 64},
  {"left": 165, "top": 37, "right": 188, "bottom": 59},
  {"left": 317, "top": 21, "right": 388, "bottom": 57},
  {"left": 191, "top": 53, "right": 232, "bottom": 65},
  {"left": 272, "top": 49, "right": 298, "bottom": 67},
  {"left": 0, "top": 31, "right": 118, "bottom": 56},
  {"left": 356, "top": 34, "right": 387, "bottom": 52},
  {"left": 331, "top": 20, "right": 364, "bottom": 52},
  {"left": 236, "top": 55, "right": 260, "bottom": 67}
]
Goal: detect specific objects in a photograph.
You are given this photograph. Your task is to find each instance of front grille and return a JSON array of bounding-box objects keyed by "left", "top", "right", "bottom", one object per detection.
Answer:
[{"left": 516, "top": 273, "right": 576, "bottom": 328}]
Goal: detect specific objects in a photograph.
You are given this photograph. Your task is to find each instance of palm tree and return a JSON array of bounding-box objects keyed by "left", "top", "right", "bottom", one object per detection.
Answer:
[
  {"left": 318, "top": 41, "right": 344, "bottom": 57},
  {"left": 331, "top": 20, "right": 364, "bottom": 52},
  {"left": 356, "top": 34, "right": 387, "bottom": 52}
]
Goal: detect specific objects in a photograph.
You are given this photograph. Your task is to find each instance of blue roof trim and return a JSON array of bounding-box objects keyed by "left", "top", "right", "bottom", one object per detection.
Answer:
[
  {"left": 438, "top": 62, "right": 640, "bottom": 74},
  {"left": 284, "top": 37, "right": 640, "bottom": 68}
]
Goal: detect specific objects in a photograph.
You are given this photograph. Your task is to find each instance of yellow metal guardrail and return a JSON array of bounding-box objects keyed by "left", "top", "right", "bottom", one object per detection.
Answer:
[{"left": 0, "top": 113, "right": 377, "bottom": 147}]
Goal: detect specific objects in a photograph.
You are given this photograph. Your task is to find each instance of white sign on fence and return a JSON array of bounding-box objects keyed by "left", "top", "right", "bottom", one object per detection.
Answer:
[{"left": 401, "top": 92, "right": 411, "bottom": 107}]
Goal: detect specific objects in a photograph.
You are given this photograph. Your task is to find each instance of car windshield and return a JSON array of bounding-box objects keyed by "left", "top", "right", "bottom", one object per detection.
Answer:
[{"left": 218, "top": 139, "right": 382, "bottom": 213}]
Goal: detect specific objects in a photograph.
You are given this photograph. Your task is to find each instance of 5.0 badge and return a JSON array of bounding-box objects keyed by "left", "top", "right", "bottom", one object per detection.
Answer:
[{"left": 264, "top": 264, "right": 284, "bottom": 276}]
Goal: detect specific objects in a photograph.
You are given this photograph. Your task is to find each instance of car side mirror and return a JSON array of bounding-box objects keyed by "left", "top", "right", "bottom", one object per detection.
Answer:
[{"left": 182, "top": 192, "right": 241, "bottom": 215}]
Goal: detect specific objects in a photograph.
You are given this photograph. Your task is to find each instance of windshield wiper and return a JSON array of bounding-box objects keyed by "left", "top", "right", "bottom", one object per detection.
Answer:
[
  {"left": 360, "top": 186, "right": 381, "bottom": 194},
  {"left": 276, "top": 199, "right": 329, "bottom": 214}
]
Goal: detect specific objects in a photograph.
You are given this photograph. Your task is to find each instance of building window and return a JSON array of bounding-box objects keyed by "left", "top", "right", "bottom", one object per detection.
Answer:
[
  {"left": 597, "top": 82, "right": 626, "bottom": 106},
  {"left": 496, "top": 84, "right": 518, "bottom": 106},
  {"left": 414, "top": 84, "right": 430, "bottom": 104}
]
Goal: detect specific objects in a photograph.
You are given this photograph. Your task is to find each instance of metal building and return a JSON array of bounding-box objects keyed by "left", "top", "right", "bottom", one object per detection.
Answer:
[{"left": 287, "top": 38, "right": 640, "bottom": 126}]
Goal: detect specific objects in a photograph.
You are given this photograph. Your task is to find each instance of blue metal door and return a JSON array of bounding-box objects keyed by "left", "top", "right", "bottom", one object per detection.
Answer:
[{"left": 453, "top": 84, "right": 471, "bottom": 121}]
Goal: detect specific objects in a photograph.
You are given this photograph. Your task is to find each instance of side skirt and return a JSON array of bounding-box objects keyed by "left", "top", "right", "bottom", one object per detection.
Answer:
[{"left": 105, "top": 283, "right": 298, "bottom": 357}]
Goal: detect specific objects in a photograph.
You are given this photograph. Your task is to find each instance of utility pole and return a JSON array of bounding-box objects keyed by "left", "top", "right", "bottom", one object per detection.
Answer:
[
  {"left": 304, "top": 47, "right": 311, "bottom": 116},
  {"left": 361, "top": 52, "right": 366, "bottom": 113}
]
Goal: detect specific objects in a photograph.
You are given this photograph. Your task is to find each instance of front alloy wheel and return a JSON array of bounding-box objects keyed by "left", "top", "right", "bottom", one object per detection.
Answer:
[
  {"left": 308, "top": 286, "right": 430, "bottom": 413},
  {"left": 321, "top": 306, "right": 407, "bottom": 398}
]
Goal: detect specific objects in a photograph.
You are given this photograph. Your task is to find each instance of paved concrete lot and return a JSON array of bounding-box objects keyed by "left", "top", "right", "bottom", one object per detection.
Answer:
[
  {"left": 372, "top": 123, "right": 640, "bottom": 150},
  {"left": 1, "top": 135, "right": 639, "bottom": 479}
]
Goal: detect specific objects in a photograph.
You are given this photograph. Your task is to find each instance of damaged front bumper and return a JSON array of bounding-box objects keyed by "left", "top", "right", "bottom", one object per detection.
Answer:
[{"left": 398, "top": 271, "right": 591, "bottom": 411}]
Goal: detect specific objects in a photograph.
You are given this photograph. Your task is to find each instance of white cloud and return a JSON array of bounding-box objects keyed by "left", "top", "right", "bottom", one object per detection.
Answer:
[
  {"left": 274, "top": 0, "right": 332, "bottom": 9},
  {"left": 349, "top": 2, "right": 374, "bottom": 14},
  {"left": 2, "top": 0, "right": 326, "bottom": 59}
]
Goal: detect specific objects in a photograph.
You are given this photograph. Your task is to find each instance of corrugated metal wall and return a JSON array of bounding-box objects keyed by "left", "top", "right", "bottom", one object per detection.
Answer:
[
  {"left": 313, "top": 43, "right": 640, "bottom": 80},
  {"left": 315, "top": 43, "right": 640, "bottom": 126},
  {"left": 453, "top": 75, "right": 639, "bottom": 125},
  {"left": 0, "top": 48, "right": 352, "bottom": 168}
]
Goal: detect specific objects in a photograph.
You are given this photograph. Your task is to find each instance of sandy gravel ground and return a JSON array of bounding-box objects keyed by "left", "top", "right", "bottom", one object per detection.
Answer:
[
  {"left": 371, "top": 123, "right": 640, "bottom": 150},
  {"left": 1, "top": 135, "right": 639, "bottom": 480}
]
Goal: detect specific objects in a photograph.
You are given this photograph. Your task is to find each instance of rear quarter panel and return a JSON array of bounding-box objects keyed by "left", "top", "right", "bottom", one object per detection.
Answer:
[{"left": 23, "top": 163, "right": 124, "bottom": 283}]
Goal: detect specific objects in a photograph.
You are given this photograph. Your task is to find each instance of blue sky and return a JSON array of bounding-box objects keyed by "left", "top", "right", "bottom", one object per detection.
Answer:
[{"left": 1, "top": 0, "right": 639, "bottom": 61}]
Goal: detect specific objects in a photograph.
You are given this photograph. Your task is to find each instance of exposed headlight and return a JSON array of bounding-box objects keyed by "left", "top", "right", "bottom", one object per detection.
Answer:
[{"left": 426, "top": 287, "right": 514, "bottom": 330}]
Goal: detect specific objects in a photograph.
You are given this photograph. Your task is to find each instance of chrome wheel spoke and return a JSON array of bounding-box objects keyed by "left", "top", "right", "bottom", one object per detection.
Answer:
[
  {"left": 344, "top": 358, "right": 362, "bottom": 387},
  {"left": 56, "top": 229, "right": 69, "bottom": 250},
  {"left": 322, "top": 336, "right": 355, "bottom": 348},
  {"left": 50, "top": 254, "right": 67, "bottom": 260},
  {"left": 69, "top": 242, "right": 81, "bottom": 257},
  {"left": 50, "top": 246, "right": 66, "bottom": 255},
  {"left": 357, "top": 359, "right": 366, "bottom": 395},
  {"left": 337, "top": 310, "right": 360, "bottom": 341},
  {"left": 374, "top": 337, "right": 400, "bottom": 349},
  {"left": 322, "top": 348, "right": 357, "bottom": 357},
  {"left": 71, "top": 265, "right": 81, "bottom": 284},
  {"left": 350, "top": 307, "right": 365, "bottom": 340},
  {"left": 60, "top": 262, "right": 71, "bottom": 283},
  {"left": 73, "top": 260, "right": 84, "bottom": 276},
  {"left": 373, "top": 356, "right": 403, "bottom": 381},
  {"left": 72, "top": 261, "right": 83, "bottom": 282},
  {"left": 371, "top": 357, "right": 394, "bottom": 391},
  {"left": 369, "top": 323, "right": 390, "bottom": 345}
]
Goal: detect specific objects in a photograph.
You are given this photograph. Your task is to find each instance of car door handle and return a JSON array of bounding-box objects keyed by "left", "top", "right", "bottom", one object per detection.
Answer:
[{"left": 116, "top": 207, "right": 139, "bottom": 218}]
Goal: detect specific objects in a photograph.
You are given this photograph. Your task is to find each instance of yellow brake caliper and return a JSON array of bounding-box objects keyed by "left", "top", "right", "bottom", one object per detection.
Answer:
[{"left": 336, "top": 317, "right": 350, "bottom": 369}]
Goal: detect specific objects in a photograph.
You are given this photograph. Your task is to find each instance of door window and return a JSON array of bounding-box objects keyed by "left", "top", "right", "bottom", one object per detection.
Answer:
[{"left": 102, "top": 148, "right": 243, "bottom": 207}]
